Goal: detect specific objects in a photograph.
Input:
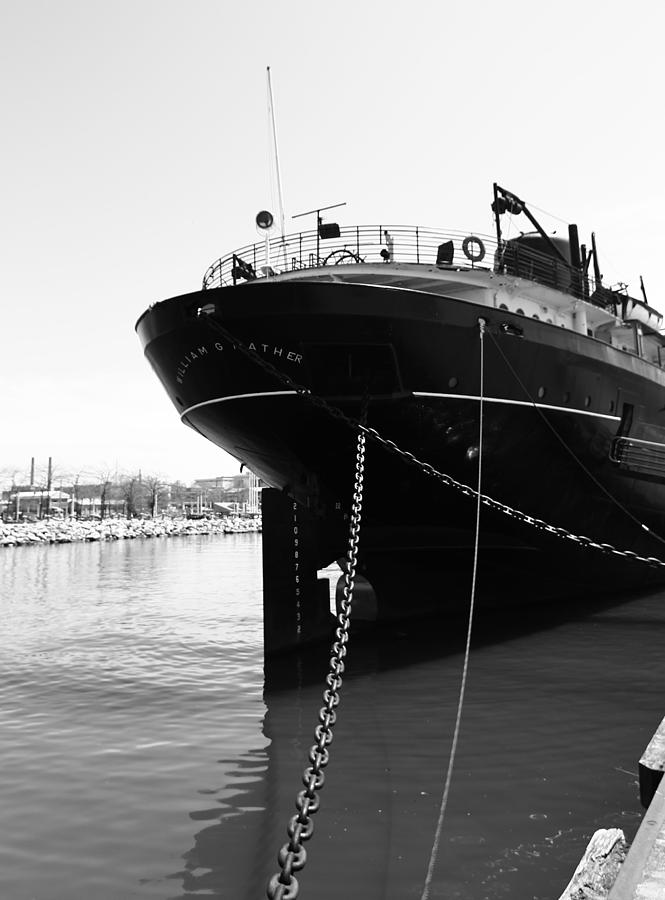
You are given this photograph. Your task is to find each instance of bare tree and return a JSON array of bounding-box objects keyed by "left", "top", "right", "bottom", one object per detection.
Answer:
[
  {"left": 0, "top": 467, "right": 23, "bottom": 492},
  {"left": 142, "top": 475, "right": 164, "bottom": 518},
  {"left": 0, "top": 467, "right": 26, "bottom": 521},
  {"left": 119, "top": 475, "right": 141, "bottom": 518},
  {"left": 169, "top": 481, "right": 187, "bottom": 514},
  {"left": 94, "top": 469, "right": 115, "bottom": 520},
  {"left": 31, "top": 458, "right": 60, "bottom": 519}
]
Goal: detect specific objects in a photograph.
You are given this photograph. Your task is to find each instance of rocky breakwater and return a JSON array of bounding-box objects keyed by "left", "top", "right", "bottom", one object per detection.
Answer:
[{"left": 0, "top": 516, "right": 262, "bottom": 546}]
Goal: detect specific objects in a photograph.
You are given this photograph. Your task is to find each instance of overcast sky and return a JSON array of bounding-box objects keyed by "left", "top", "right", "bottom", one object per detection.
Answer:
[{"left": 1, "top": 0, "right": 663, "bottom": 486}]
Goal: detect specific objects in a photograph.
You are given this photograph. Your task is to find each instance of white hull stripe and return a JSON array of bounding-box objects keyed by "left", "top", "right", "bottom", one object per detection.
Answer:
[
  {"left": 181, "top": 391, "right": 298, "bottom": 418},
  {"left": 181, "top": 390, "right": 621, "bottom": 422},
  {"left": 413, "top": 392, "right": 621, "bottom": 421}
]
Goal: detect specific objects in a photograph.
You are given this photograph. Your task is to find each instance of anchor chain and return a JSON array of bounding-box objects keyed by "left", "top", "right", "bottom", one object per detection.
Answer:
[
  {"left": 205, "top": 317, "right": 665, "bottom": 570},
  {"left": 266, "top": 426, "right": 366, "bottom": 900},
  {"left": 359, "top": 429, "right": 665, "bottom": 570}
]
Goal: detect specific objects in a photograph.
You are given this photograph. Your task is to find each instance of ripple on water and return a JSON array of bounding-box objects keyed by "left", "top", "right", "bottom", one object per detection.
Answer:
[{"left": 1, "top": 536, "right": 665, "bottom": 898}]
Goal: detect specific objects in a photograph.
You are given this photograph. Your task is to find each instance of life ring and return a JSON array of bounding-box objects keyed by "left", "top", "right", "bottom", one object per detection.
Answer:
[{"left": 462, "top": 235, "right": 486, "bottom": 263}]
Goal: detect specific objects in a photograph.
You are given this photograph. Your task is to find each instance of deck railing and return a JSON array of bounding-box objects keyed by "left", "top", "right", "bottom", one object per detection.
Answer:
[
  {"left": 201, "top": 224, "right": 591, "bottom": 300},
  {"left": 202, "top": 225, "right": 499, "bottom": 289}
]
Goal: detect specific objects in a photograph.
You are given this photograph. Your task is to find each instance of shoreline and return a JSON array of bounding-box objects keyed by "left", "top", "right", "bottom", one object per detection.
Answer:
[{"left": 0, "top": 515, "right": 261, "bottom": 546}]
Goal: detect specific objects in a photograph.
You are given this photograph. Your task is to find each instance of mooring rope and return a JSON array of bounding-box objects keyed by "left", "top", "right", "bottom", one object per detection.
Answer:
[
  {"left": 203, "top": 314, "right": 665, "bottom": 570},
  {"left": 486, "top": 328, "right": 665, "bottom": 548},
  {"left": 420, "top": 317, "right": 486, "bottom": 900},
  {"left": 193, "top": 311, "right": 665, "bottom": 894}
]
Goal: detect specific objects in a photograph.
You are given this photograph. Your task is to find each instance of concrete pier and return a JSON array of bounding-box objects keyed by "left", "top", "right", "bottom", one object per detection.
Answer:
[
  {"left": 608, "top": 716, "right": 665, "bottom": 899},
  {"left": 560, "top": 715, "right": 665, "bottom": 899},
  {"left": 639, "top": 715, "right": 665, "bottom": 809}
]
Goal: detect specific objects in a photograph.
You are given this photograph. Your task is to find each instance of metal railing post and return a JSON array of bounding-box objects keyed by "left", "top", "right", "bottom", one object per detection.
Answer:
[{"left": 204, "top": 227, "right": 499, "bottom": 287}]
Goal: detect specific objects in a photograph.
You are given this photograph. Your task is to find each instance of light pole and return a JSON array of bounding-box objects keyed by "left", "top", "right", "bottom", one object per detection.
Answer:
[
  {"left": 11, "top": 471, "right": 20, "bottom": 522},
  {"left": 70, "top": 475, "right": 80, "bottom": 519}
]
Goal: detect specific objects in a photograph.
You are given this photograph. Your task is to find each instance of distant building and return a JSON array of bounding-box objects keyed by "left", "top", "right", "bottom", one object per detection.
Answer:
[
  {"left": 183, "top": 471, "right": 263, "bottom": 516},
  {"left": 1, "top": 488, "right": 70, "bottom": 519},
  {"left": 1, "top": 472, "right": 264, "bottom": 521}
]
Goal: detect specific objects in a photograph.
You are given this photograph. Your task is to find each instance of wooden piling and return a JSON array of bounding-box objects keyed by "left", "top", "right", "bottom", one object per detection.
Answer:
[
  {"left": 639, "top": 715, "right": 665, "bottom": 809},
  {"left": 558, "top": 829, "right": 627, "bottom": 900}
]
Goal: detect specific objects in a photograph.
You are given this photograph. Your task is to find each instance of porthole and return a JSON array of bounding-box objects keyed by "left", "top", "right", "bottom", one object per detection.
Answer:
[
  {"left": 546, "top": 318, "right": 553, "bottom": 324},
  {"left": 516, "top": 308, "right": 525, "bottom": 316},
  {"left": 532, "top": 314, "right": 540, "bottom": 320},
  {"left": 537, "top": 386, "right": 546, "bottom": 399},
  {"left": 175, "top": 396, "right": 184, "bottom": 406},
  {"left": 609, "top": 400, "right": 615, "bottom": 413},
  {"left": 448, "top": 376, "right": 458, "bottom": 389},
  {"left": 499, "top": 303, "right": 508, "bottom": 310},
  {"left": 563, "top": 391, "right": 570, "bottom": 403},
  {"left": 584, "top": 396, "right": 591, "bottom": 408}
]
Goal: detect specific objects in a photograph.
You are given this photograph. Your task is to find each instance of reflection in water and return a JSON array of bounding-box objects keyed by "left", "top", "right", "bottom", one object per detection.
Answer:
[
  {"left": 168, "top": 751, "right": 270, "bottom": 899},
  {"left": 174, "top": 592, "right": 661, "bottom": 900},
  {"left": 0, "top": 535, "right": 663, "bottom": 899}
]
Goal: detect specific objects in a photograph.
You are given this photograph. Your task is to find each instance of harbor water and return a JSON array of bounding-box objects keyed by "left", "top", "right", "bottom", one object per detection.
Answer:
[{"left": 1, "top": 533, "right": 664, "bottom": 899}]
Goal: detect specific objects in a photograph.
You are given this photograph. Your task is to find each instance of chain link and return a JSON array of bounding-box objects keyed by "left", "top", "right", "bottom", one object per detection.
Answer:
[
  {"left": 197, "top": 315, "right": 665, "bottom": 896},
  {"left": 360, "top": 425, "right": 665, "bottom": 568},
  {"left": 205, "top": 316, "right": 665, "bottom": 572},
  {"left": 266, "top": 428, "right": 366, "bottom": 900}
]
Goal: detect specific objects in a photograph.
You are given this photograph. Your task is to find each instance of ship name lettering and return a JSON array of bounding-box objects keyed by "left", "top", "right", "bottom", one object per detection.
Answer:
[
  {"left": 175, "top": 341, "right": 302, "bottom": 384},
  {"left": 246, "top": 343, "right": 303, "bottom": 364}
]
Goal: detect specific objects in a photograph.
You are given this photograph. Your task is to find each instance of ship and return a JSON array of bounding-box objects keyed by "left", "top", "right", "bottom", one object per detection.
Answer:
[{"left": 136, "top": 184, "right": 665, "bottom": 630}]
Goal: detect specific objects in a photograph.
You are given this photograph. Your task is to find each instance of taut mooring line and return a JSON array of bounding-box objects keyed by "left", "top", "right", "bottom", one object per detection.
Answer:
[
  {"left": 486, "top": 327, "right": 665, "bottom": 549},
  {"left": 420, "top": 317, "right": 486, "bottom": 900},
  {"left": 203, "top": 315, "right": 665, "bottom": 572}
]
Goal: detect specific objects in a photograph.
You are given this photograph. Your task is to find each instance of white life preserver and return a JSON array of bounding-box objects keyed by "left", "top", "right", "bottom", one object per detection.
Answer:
[{"left": 462, "top": 235, "right": 486, "bottom": 263}]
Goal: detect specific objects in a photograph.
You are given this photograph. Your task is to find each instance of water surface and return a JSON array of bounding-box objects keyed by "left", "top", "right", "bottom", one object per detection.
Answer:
[{"left": 1, "top": 534, "right": 663, "bottom": 898}]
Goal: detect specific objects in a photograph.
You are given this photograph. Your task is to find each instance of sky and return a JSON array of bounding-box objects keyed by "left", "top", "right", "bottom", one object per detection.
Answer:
[{"left": 1, "top": 0, "right": 663, "bottom": 487}]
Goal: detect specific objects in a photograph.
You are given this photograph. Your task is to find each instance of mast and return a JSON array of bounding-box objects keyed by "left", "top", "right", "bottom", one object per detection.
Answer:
[
  {"left": 492, "top": 183, "right": 503, "bottom": 271},
  {"left": 266, "top": 67, "right": 285, "bottom": 241},
  {"left": 590, "top": 232, "right": 602, "bottom": 287}
]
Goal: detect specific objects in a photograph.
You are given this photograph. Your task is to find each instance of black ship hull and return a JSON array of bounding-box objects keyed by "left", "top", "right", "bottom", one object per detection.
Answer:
[{"left": 137, "top": 277, "right": 665, "bottom": 620}]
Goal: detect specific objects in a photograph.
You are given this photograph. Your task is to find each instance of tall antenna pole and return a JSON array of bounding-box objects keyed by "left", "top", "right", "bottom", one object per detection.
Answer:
[{"left": 267, "top": 66, "right": 285, "bottom": 240}]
